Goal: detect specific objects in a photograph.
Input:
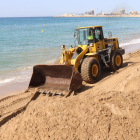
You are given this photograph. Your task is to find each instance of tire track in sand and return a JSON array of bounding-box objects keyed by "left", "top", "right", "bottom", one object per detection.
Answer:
[{"left": 0, "top": 89, "right": 40, "bottom": 127}]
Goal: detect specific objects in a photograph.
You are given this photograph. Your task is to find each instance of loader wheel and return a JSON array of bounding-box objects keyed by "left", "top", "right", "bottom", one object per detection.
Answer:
[
  {"left": 81, "top": 57, "right": 101, "bottom": 84},
  {"left": 109, "top": 50, "right": 123, "bottom": 71}
]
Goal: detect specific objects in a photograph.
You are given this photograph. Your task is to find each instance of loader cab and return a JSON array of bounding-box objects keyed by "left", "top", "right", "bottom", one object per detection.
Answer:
[
  {"left": 76, "top": 26, "right": 105, "bottom": 51},
  {"left": 76, "top": 26, "right": 104, "bottom": 45}
]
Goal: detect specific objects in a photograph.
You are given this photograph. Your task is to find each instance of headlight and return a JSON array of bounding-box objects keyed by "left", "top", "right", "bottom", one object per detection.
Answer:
[{"left": 90, "top": 43, "right": 93, "bottom": 47}]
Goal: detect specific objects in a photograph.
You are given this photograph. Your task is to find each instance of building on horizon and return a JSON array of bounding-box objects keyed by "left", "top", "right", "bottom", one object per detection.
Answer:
[
  {"left": 62, "top": 9, "right": 94, "bottom": 16},
  {"left": 131, "top": 10, "right": 138, "bottom": 15},
  {"left": 119, "top": 9, "right": 125, "bottom": 14},
  {"left": 85, "top": 9, "right": 94, "bottom": 15},
  {"left": 90, "top": 9, "right": 94, "bottom": 15},
  {"left": 63, "top": 13, "right": 68, "bottom": 16}
]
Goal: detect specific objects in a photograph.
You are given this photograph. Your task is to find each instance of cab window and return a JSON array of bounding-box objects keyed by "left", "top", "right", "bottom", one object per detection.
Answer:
[
  {"left": 77, "top": 28, "right": 93, "bottom": 45},
  {"left": 94, "top": 27, "right": 103, "bottom": 43}
]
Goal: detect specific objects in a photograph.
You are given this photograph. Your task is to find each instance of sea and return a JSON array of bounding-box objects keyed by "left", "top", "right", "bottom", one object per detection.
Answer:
[{"left": 0, "top": 17, "right": 140, "bottom": 88}]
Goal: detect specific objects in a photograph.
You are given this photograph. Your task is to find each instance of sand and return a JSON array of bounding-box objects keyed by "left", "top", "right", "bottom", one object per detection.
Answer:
[{"left": 0, "top": 48, "right": 140, "bottom": 139}]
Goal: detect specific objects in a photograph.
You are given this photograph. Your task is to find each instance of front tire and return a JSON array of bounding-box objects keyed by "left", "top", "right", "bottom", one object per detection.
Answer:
[
  {"left": 109, "top": 50, "right": 123, "bottom": 71},
  {"left": 81, "top": 57, "right": 101, "bottom": 84}
]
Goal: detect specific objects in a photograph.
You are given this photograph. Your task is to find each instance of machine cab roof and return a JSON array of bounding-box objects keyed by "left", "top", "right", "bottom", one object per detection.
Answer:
[{"left": 76, "top": 25, "right": 102, "bottom": 30}]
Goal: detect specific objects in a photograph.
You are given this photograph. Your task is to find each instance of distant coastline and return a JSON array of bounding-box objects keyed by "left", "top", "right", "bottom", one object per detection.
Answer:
[{"left": 54, "top": 15, "right": 140, "bottom": 17}]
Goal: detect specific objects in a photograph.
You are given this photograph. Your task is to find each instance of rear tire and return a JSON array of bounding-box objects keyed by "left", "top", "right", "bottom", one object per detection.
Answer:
[
  {"left": 109, "top": 50, "right": 123, "bottom": 71},
  {"left": 81, "top": 57, "right": 101, "bottom": 84}
]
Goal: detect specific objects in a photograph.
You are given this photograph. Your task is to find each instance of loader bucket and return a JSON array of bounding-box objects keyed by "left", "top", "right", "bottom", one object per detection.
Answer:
[{"left": 29, "top": 65, "right": 82, "bottom": 94}]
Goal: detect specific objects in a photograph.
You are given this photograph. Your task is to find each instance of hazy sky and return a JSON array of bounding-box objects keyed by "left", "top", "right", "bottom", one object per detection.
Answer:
[{"left": 0, "top": 0, "right": 140, "bottom": 17}]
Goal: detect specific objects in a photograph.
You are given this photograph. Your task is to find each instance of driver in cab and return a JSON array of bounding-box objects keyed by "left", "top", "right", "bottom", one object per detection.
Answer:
[{"left": 87, "top": 30, "right": 93, "bottom": 40}]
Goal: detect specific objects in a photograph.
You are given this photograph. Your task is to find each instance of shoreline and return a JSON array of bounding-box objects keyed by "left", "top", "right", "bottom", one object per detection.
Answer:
[
  {"left": 0, "top": 81, "right": 29, "bottom": 99},
  {"left": 121, "top": 43, "right": 140, "bottom": 54},
  {"left": 0, "top": 43, "right": 140, "bottom": 99}
]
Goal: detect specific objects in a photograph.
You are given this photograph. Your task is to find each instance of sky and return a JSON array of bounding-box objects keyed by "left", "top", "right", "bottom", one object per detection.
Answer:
[{"left": 0, "top": 0, "right": 140, "bottom": 17}]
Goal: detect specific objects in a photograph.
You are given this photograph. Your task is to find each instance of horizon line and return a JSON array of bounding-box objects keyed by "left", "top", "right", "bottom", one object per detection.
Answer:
[{"left": 0, "top": 16, "right": 54, "bottom": 18}]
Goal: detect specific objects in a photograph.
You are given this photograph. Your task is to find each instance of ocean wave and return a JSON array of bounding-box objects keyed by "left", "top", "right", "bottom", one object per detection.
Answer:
[
  {"left": 0, "top": 58, "right": 60, "bottom": 88},
  {"left": 0, "top": 66, "right": 32, "bottom": 87},
  {"left": 0, "top": 77, "right": 16, "bottom": 85},
  {"left": 120, "top": 38, "right": 140, "bottom": 47},
  {"left": 0, "top": 75, "right": 30, "bottom": 88}
]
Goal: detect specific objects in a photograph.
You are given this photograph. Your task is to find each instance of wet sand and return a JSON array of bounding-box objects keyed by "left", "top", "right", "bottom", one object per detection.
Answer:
[
  {"left": 0, "top": 81, "right": 29, "bottom": 98},
  {"left": 122, "top": 43, "right": 140, "bottom": 54}
]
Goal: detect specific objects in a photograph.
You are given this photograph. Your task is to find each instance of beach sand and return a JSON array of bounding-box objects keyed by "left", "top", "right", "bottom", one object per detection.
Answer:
[{"left": 0, "top": 44, "right": 140, "bottom": 139}]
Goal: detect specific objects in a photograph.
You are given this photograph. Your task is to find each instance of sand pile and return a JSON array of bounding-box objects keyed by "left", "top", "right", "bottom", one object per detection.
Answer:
[{"left": 0, "top": 50, "right": 140, "bottom": 140}]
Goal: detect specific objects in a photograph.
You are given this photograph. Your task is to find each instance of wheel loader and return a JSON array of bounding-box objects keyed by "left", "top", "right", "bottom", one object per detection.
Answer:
[{"left": 29, "top": 25, "right": 125, "bottom": 96}]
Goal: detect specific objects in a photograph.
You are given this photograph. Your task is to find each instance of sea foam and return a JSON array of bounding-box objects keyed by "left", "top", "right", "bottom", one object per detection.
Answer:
[
  {"left": 0, "top": 59, "right": 59, "bottom": 88},
  {"left": 120, "top": 38, "right": 140, "bottom": 47}
]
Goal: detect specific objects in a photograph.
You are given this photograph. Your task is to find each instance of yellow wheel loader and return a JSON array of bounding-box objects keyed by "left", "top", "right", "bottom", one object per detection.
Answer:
[{"left": 29, "top": 26, "right": 125, "bottom": 96}]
